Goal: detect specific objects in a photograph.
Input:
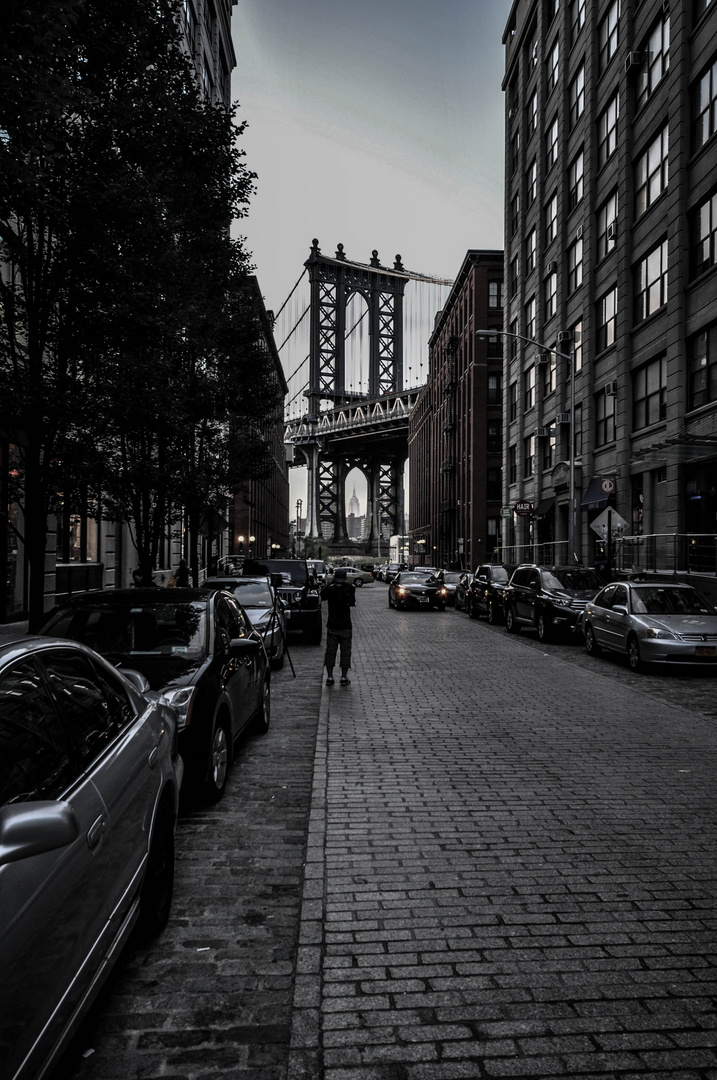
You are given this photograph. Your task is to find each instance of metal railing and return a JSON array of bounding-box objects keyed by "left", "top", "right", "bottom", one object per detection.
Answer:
[{"left": 495, "top": 533, "right": 717, "bottom": 575}]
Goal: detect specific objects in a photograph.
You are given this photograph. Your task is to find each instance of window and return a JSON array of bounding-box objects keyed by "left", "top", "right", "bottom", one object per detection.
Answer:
[
  {"left": 527, "top": 91, "right": 538, "bottom": 138},
  {"left": 526, "top": 228, "right": 537, "bottom": 274},
  {"left": 524, "top": 365, "right": 536, "bottom": 411},
  {"left": 489, "top": 280, "right": 504, "bottom": 308},
  {"left": 546, "top": 0, "right": 559, "bottom": 25},
  {"left": 696, "top": 0, "right": 714, "bottom": 18},
  {"left": 598, "top": 94, "right": 619, "bottom": 167},
  {"left": 0, "top": 660, "right": 74, "bottom": 804},
  {"left": 511, "top": 191, "right": 520, "bottom": 236},
  {"left": 543, "top": 351, "right": 557, "bottom": 395},
  {"left": 547, "top": 40, "right": 560, "bottom": 93},
  {"left": 693, "top": 58, "right": 717, "bottom": 152},
  {"left": 510, "top": 381, "right": 518, "bottom": 422},
  {"left": 634, "top": 239, "right": 668, "bottom": 322},
  {"left": 510, "top": 255, "right": 519, "bottom": 298},
  {"left": 527, "top": 30, "right": 539, "bottom": 74},
  {"left": 524, "top": 434, "right": 536, "bottom": 477},
  {"left": 546, "top": 117, "right": 559, "bottom": 170},
  {"left": 527, "top": 159, "right": 537, "bottom": 205},
  {"left": 44, "top": 651, "right": 125, "bottom": 769},
  {"left": 573, "top": 401, "right": 583, "bottom": 457},
  {"left": 595, "top": 389, "right": 616, "bottom": 446},
  {"left": 596, "top": 286, "right": 617, "bottom": 352},
  {"left": 635, "top": 126, "right": 668, "bottom": 218},
  {"left": 488, "top": 373, "right": 502, "bottom": 405},
  {"left": 598, "top": 0, "right": 620, "bottom": 75},
  {"left": 510, "top": 319, "right": 519, "bottom": 359},
  {"left": 487, "top": 333, "right": 503, "bottom": 358},
  {"left": 510, "top": 127, "right": 521, "bottom": 174},
  {"left": 633, "top": 355, "right": 666, "bottom": 429},
  {"left": 487, "top": 467, "right": 502, "bottom": 500},
  {"left": 637, "top": 14, "right": 670, "bottom": 110},
  {"left": 568, "top": 149, "right": 584, "bottom": 210},
  {"left": 545, "top": 191, "right": 558, "bottom": 246},
  {"left": 692, "top": 192, "right": 717, "bottom": 276},
  {"left": 689, "top": 328, "right": 717, "bottom": 410},
  {"left": 571, "top": 317, "right": 583, "bottom": 372},
  {"left": 569, "top": 65, "right": 585, "bottom": 128},
  {"left": 543, "top": 422, "right": 557, "bottom": 469},
  {"left": 487, "top": 420, "right": 502, "bottom": 454},
  {"left": 545, "top": 270, "right": 558, "bottom": 320},
  {"left": 509, "top": 444, "right": 517, "bottom": 484},
  {"left": 597, "top": 190, "right": 618, "bottom": 260},
  {"left": 525, "top": 296, "right": 536, "bottom": 340},
  {"left": 568, "top": 236, "right": 583, "bottom": 293},
  {"left": 570, "top": 0, "right": 586, "bottom": 43}
]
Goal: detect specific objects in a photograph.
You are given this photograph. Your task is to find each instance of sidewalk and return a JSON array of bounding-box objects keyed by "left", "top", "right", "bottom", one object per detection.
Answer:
[{"left": 289, "top": 585, "right": 717, "bottom": 1080}]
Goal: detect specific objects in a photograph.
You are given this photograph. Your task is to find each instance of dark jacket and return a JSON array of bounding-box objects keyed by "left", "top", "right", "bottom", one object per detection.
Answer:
[{"left": 321, "top": 581, "right": 356, "bottom": 630}]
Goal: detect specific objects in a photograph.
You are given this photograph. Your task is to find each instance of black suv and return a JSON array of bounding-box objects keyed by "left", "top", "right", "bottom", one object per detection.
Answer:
[
  {"left": 504, "top": 565, "right": 604, "bottom": 641},
  {"left": 243, "top": 558, "right": 322, "bottom": 645},
  {"left": 466, "top": 564, "right": 514, "bottom": 623}
]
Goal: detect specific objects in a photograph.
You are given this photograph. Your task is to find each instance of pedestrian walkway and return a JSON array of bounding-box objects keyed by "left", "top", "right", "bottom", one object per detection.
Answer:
[{"left": 289, "top": 586, "right": 717, "bottom": 1079}]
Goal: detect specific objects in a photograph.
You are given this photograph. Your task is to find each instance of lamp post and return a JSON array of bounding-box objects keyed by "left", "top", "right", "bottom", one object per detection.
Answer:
[
  {"left": 476, "top": 329, "right": 577, "bottom": 566},
  {"left": 296, "top": 499, "right": 303, "bottom": 557}
]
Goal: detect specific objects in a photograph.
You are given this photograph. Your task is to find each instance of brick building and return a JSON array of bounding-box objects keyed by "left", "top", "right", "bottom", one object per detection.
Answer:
[
  {"left": 408, "top": 251, "right": 505, "bottom": 570},
  {"left": 502, "top": 0, "right": 717, "bottom": 568}
]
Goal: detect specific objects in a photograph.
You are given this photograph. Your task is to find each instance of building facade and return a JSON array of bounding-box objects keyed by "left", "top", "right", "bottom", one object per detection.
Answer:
[
  {"left": 502, "top": 0, "right": 717, "bottom": 568},
  {"left": 408, "top": 251, "right": 505, "bottom": 570}
]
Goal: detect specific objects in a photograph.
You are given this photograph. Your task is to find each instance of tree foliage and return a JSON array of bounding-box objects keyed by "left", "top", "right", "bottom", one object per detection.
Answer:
[{"left": 0, "top": 0, "right": 280, "bottom": 621}]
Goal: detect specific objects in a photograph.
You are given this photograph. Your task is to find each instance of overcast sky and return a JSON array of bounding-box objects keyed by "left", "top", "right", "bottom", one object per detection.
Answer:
[{"left": 230, "top": 0, "right": 509, "bottom": 517}]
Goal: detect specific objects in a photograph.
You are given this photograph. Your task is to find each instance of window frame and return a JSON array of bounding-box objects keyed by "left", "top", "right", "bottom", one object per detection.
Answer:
[
  {"left": 689, "top": 326, "right": 717, "bottom": 410},
  {"left": 546, "top": 117, "right": 559, "bottom": 171},
  {"left": 634, "top": 238, "right": 668, "bottom": 323},
  {"left": 632, "top": 355, "right": 667, "bottom": 430},
  {"left": 637, "top": 13, "right": 670, "bottom": 111},
  {"left": 569, "top": 64, "right": 585, "bottom": 128},
  {"left": 568, "top": 236, "right": 583, "bottom": 293},
  {"left": 635, "top": 126, "right": 669, "bottom": 219},
  {"left": 692, "top": 191, "right": 717, "bottom": 277},
  {"left": 595, "top": 388, "right": 616, "bottom": 447},
  {"left": 596, "top": 285, "right": 618, "bottom": 353},
  {"left": 597, "top": 189, "right": 618, "bottom": 260},
  {"left": 545, "top": 190, "right": 558, "bottom": 246},
  {"left": 568, "top": 148, "right": 584, "bottom": 210},
  {"left": 693, "top": 57, "right": 717, "bottom": 152},
  {"left": 598, "top": 94, "right": 619, "bottom": 168},
  {"left": 598, "top": 0, "right": 620, "bottom": 75}
]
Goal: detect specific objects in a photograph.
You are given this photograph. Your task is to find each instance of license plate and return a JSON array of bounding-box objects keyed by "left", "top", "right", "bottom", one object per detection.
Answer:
[
  {"left": 696, "top": 646, "right": 716, "bottom": 656},
  {"left": 417, "top": 597, "right": 429, "bottom": 603}
]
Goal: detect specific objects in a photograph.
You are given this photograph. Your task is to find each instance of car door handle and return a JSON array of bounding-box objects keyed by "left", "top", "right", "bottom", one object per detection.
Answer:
[
  {"left": 87, "top": 815, "right": 107, "bottom": 849},
  {"left": 148, "top": 746, "right": 159, "bottom": 769}
]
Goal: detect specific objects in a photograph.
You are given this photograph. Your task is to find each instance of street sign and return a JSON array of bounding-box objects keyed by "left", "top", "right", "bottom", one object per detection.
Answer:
[
  {"left": 599, "top": 477, "right": 616, "bottom": 495},
  {"left": 500, "top": 506, "right": 512, "bottom": 518},
  {"left": 514, "top": 500, "right": 534, "bottom": 517},
  {"left": 589, "top": 507, "right": 629, "bottom": 540}
]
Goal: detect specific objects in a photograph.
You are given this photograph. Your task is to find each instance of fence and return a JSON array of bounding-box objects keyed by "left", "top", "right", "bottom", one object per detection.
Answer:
[{"left": 496, "top": 533, "right": 717, "bottom": 575}]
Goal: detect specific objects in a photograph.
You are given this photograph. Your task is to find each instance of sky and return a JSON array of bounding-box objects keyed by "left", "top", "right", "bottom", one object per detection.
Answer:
[{"left": 230, "top": 0, "right": 509, "bottom": 518}]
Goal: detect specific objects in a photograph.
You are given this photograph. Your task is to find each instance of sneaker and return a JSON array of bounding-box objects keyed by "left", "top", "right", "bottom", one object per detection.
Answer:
[
  {"left": 340, "top": 676, "right": 350, "bottom": 686},
  {"left": 326, "top": 676, "right": 334, "bottom": 686}
]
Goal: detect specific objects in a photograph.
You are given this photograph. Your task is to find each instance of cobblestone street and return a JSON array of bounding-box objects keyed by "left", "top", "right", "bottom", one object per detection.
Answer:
[{"left": 48, "top": 581, "right": 717, "bottom": 1080}]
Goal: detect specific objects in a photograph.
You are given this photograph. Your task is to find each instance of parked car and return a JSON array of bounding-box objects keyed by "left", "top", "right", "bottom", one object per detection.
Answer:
[
  {"left": 326, "top": 565, "right": 373, "bottom": 586},
  {"left": 243, "top": 558, "right": 322, "bottom": 644},
  {"left": 203, "top": 575, "right": 288, "bottom": 669},
  {"left": 36, "top": 588, "right": 270, "bottom": 802},
  {"left": 0, "top": 635, "right": 183, "bottom": 1080},
  {"left": 583, "top": 580, "right": 717, "bottom": 671},
  {"left": 504, "top": 565, "right": 604, "bottom": 641},
  {"left": 373, "top": 564, "right": 388, "bottom": 581},
  {"left": 306, "top": 559, "right": 328, "bottom": 585},
  {"left": 384, "top": 562, "right": 407, "bottom": 584},
  {"left": 388, "top": 570, "right": 448, "bottom": 611},
  {"left": 439, "top": 570, "right": 463, "bottom": 606},
  {"left": 467, "top": 564, "right": 514, "bottom": 623},
  {"left": 454, "top": 571, "right": 474, "bottom": 612}
]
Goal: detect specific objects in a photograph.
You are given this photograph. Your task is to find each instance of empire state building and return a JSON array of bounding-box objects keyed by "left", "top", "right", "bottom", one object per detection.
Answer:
[{"left": 347, "top": 486, "right": 364, "bottom": 540}]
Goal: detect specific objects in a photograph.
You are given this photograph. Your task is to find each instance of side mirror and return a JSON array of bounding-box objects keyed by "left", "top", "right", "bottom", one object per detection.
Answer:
[
  {"left": 229, "top": 637, "right": 261, "bottom": 659},
  {"left": 118, "top": 667, "right": 151, "bottom": 695},
  {"left": 0, "top": 801, "right": 79, "bottom": 865},
  {"left": 612, "top": 604, "right": 628, "bottom": 615}
]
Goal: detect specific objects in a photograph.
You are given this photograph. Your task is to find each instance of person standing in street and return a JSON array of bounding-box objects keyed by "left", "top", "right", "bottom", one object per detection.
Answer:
[
  {"left": 175, "top": 558, "right": 190, "bottom": 588},
  {"left": 321, "top": 568, "right": 355, "bottom": 686}
]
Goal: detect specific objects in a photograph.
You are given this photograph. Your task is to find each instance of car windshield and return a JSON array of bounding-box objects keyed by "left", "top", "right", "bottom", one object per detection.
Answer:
[
  {"left": 42, "top": 600, "right": 208, "bottom": 658},
  {"left": 631, "top": 587, "right": 715, "bottom": 616},
  {"left": 545, "top": 568, "right": 603, "bottom": 591},
  {"left": 490, "top": 567, "right": 510, "bottom": 582},
  {"left": 443, "top": 573, "right": 462, "bottom": 583},
  {"left": 401, "top": 572, "right": 437, "bottom": 584},
  {"left": 246, "top": 559, "right": 307, "bottom": 584},
  {"left": 229, "top": 581, "right": 272, "bottom": 607}
]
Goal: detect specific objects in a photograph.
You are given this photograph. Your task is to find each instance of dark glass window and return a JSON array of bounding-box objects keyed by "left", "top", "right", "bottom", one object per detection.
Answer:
[
  {"left": 488, "top": 373, "right": 502, "bottom": 405},
  {"left": 568, "top": 149, "right": 584, "bottom": 210},
  {"left": 544, "top": 270, "right": 558, "bottom": 320},
  {"left": 524, "top": 434, "right": 536, "bottom": 477},
  {"left": 546, "top": 117, "right": 559, "bottom": 170},
  {"left": 595, "top": 389, "right": 616, "bottom": 446},
  {"left": 637, "top": 15, "right": 670, "bottom": 110},
  {"left": 487, "top": 420, "right": 502, "bottom": 455},
  {"left": 634, "top": 239, "right": 668, "bottom": 322},
  {"left": 570, "top": 0, "right": 586, "bottom": 43},
  {"left": 569, "top": 65, "right": 585, "bottom": 128},
  {"left": 597, "top": 190, "right": 618, "bottom": 260},
  {"left": 509, "top": 444, "right": 517, "bottom": 484},
  {"left": 43, "top": 650, "right": 122, "bottom": 769},
  {"left": 527, "top": 158, "right": 537, "bottom": 205},
  {"left": 598, "top": 0, "right": 620, "bottom": 75},
  {"left": 689, "top": 329, "right": 717, "bottom": 410},
  {"left": 487, "top": 467, "right": 502, "bottom": 500},
  {"left": 596, "top": 286, "right": 618, "bottom": 352},
  {"left": 635, "top": 126, "right": 668, "bottom": 218},
  {"left": 545, "top": 191, "right": 558, "bottom": 245},
  {"left": 526, "top": 228, "right": 537, "bottom": 274},
  {"left": 0, "top": 660, "right": 74, "bottom": 804},
  {"left": 692, "top": 192, "right": 717, "bottom": 277},
  {"left": 633, "top": 356, "right": 666, "bottom": 429},
  {"left": 568, "top": 237, "right": 583, "bottom": 293},
  {"left": 598, "top": 94, "right": 619, "bottom": 167},
  {"left": 693, "top": 57, "right": 717, "bottom": 152},
  {"left": 526, "top": 92, "right": 538, "bottom": 138},
  {"left": 510, "top": 381, "right": 518, "bottom": 422}
]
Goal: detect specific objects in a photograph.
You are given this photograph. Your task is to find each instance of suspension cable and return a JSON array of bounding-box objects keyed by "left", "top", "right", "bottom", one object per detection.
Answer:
[
  {"left": 276, "top": 304, "right": 310, "bottom": 353},
  {"left": 274, "top": 268, "right": 308, "bottom": 320}
]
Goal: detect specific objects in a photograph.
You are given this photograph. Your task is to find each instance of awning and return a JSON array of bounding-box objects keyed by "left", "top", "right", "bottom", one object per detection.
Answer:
[
  {"left": 534, "top": 497, "right": 555, "bottom": 518},
  {"left": 581, "top": 475, "right": 616, "bottom": 512}
]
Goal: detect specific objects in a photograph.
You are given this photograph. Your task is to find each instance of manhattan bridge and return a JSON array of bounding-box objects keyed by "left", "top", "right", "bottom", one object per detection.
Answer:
[{"left": 278, "top": 239, "right": 453, "bottom": 556}]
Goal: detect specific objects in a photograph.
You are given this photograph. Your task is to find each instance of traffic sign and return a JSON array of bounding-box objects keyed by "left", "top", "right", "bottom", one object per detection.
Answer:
[{"left": 589, "top": 507, "right": 629, "bottom": 539}]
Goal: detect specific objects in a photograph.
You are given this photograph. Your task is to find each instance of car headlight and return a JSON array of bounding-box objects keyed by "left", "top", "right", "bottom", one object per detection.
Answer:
[
  {"left": 439, "top": 588, "right": 447, "bottom": 596},
  {"left": 549, "top": 596, "right": 572, "bottom": 607},
  {"left": 397, "top": 587, "right": 405, "bottom": 595},
  {"left": 644, "top": 626, "right": 676, "bottom": 640},
  {"left": 161, "top": 685, "right": 198, "bottom": 730}
]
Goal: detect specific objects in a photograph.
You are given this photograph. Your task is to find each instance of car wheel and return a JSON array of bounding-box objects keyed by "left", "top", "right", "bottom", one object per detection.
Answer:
[
  {"left": 536, "top": 613, "right": 551, "bottom": 642},
  {"left": 134, "top": 798, "right": 175, "bottom": 941},
  {"left": 388, "top": 593, "right": 394, "bottom": 608},
  {"left": 253, "top": 676, "right": 271, "bottom": 734},
  {"left": 355, "top": 578, "right": 364, "bottom": 587},
  {"left": 270, "top": 637, "right": 285, "bottom": 670},
  {"left": 506, "top": 606, "right": 520, "bottom": 634},
  {"left": 585, "top": 623, "right": 601, "bottom": 656},
  {"left": 627, "top": 634, "right": 644, "bottom": 672},
  {"left": 202, "top": 715, "right": 230, "bottom": 803},
  {"left": 487, "top": 602, "right": 496, "bottom": 625}
]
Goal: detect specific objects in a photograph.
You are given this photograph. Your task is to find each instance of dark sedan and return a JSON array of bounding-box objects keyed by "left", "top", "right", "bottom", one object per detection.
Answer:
[
  {"left": 37, "top": 588, "right": 270, "bottom": 802},
  {"left": 467, "top": 564, "right": 514, "bottom": 623},
  {"left": 203, "top": 575, "right": 288, "bottom": 669},
  {"left": 388, "top": 571, "right": 448, "bottom": 611}
]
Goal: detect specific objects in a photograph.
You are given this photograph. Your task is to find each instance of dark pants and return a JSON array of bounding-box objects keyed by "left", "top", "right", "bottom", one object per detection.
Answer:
[{"left": 324, "top": 627, "right": 352, "bottom": 673}]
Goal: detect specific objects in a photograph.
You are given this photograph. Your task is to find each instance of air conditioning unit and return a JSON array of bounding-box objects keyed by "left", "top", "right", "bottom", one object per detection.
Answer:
[
  {"left": 557, "top": 331, "right": 572, "bottom": 343},
  {"left": 557, "top": 412, "right": 571, "bottom": 424},
  {"left": 547, "top": 260, "right": 558, "bottom": 273},
  {"left": 625, "top": 51, "right": 641, "bottom": 72},
  {"left": 537, "top": 427, "right": 549, "bottom": 437},
  {"left": 576, "top": 225, "right": 583, "bottom": 239},
  {"left": 606, "top": 221, "right": 617, "bottom": 241},
  {"left": 537, "top": 352, "right": 552, "bottom": 364},
  {"left": 605, "top": 380, "right": 618, "bottom": 395}
]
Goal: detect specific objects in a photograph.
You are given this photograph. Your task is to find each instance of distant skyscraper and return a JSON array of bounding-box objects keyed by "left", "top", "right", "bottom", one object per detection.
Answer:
[{"left": 348, "top": 487, "right": 360, "bottom": 518}]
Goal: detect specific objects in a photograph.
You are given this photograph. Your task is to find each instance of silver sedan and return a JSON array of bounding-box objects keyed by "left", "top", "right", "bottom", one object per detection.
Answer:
[{"left": 583, "top": 581, "right": 717, "bottom": 671}]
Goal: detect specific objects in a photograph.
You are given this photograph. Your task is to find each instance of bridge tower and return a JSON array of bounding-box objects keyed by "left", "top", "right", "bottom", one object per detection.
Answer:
[{"left": 302, "top": 240, "right": 410, "bottom": 549}]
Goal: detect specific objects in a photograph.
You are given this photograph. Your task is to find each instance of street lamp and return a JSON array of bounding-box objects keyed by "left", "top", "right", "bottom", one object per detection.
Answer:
[
  {"left": 296, "top": 499, "right": 303, "bottom": 557},
  {"left": 476, "top": 328, "right": 577, "bottom": 566}
]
